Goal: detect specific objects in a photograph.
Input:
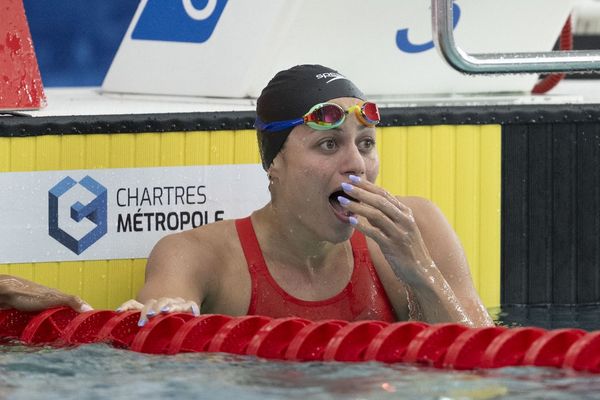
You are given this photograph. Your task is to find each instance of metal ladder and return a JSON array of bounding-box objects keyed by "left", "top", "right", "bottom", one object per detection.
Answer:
[{"left": 432, "top": 0, "right": 600, "bottom": 73}]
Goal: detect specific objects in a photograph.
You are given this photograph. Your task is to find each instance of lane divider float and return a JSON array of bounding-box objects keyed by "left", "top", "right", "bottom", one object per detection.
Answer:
[{"left": 1, "top": 307, "right": 599, "bottom": 372}]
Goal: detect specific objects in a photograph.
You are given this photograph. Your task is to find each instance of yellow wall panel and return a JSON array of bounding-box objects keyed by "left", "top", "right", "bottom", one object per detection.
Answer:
[
  {"left": 185, "top": 131, "right": 210, "bottom": 165},
  {"left": 131, "top": 259, "right": 147, "bottom": 299},
  {"left": 234, "top": 130, "right": 260, "bottom": 164},
  {"left": 36, "top": 136, "right": 61, "bottom": 170},
  {"left": 58, "top": 262, "right": 83, "bottom": 299},
  {"left": 60, "top": 134, "right": 85, "bottom": 170},
  {"left": 110, "top": 134, "right": 136, "bottom": 168},
  {"left": 11, "top": 136, "right": 36, "bottom": 171},
  {"left": 161, "top": 132, "right": 186, "bottom": 166},
  {"left": 86, "top": 134, "right": 111, "bottom": 168},
  {"left": 107, "top": 259, "right": 134, "bottom": 310},
  {"left": 33, "top": 262, "right": 60, "bottom": 289},
  {"left": 431, "top": 126, "right": 456, "bottom": 226},
  {"left": 478, "top": 125, "right": 502, "bottom": 307},
  {"left": 7, "top": 263, "right": 34, "bottom": 281},
  {"left": 209, "top": 130, "right": 235, "bottom": 165},
  {"left": 82, "top": 260, "right": 108, "bottom": 309},
  {"left": 0, "top": 137, "right": 10, "bottom": 171},
  {"left": 380, "top": 126, "right": 407, "bottom": 196},
  {"left": 135, "top": 133, "right": 161, "bottom": 167},
  {"left": 454, "top": 126, "right": 481, "bottom": 288},
  {"left": 406, "top": 126, "right": 432, "bottom": 198}
]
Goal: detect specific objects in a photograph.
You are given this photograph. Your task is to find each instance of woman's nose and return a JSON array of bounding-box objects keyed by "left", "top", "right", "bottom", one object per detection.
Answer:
[{"left": 341, "top": 143, "right": 366, "bottom": 177}]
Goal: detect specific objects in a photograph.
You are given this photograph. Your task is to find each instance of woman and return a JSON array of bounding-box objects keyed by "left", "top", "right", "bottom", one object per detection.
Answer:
[
  {"left": 3, "top": 64, "right": 493, "bottom": 328},
  {"left": 121, "top": 64, "right": 493, "bottom": 327}
]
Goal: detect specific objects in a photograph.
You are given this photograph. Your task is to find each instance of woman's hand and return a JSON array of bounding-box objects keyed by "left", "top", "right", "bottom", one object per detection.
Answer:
[
  {"left": 117, "top": 297, "right": 200, "bottom": 327},
  {"left": 0, "top": 275, "right": 93, "bottom": 313},
  {"left": 338, "top": 175, "right": 494, "bottom": 327},
  {"left": 339, "top": 175, "right": 434, "bottom": 286}
]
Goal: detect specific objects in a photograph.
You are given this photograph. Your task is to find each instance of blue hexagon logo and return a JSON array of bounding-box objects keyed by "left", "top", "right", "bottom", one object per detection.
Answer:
[{"left": 48, "top": 176, "right": 108, "bottom": 255}]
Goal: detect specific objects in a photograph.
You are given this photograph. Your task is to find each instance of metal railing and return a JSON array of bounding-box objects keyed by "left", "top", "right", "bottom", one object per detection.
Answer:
[{"left": 432, "top": 0, "right": 600, "bottom": 74}]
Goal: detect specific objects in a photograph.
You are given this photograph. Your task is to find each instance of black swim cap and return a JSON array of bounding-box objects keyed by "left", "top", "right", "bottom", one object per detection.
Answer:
[{"left": 256, "top": 64, "right": 366, "bottom": 170}]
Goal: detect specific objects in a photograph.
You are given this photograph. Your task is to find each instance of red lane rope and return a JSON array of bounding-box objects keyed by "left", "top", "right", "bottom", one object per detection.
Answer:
[
  {"left": 246, "top": 317, "right": 311, "bottom": 359},
  {"left": 443, "top": 326, "right": 507, "bottom": 370},
  {"left": 1, "top": 307, "right": 599, "bottom": 372}
]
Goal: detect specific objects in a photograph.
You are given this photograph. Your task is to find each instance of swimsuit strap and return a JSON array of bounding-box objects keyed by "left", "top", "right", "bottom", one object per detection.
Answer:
[
  {"left": 349, "top": 228, "right": 369, "bottom": 259},
  {"left": 235, "top": 216, "right": 267, "bottom": 269}
]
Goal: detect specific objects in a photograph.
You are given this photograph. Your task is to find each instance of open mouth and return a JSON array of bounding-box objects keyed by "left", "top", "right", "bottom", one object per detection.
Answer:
[{"left": 328, "top": 189, "right": 357, "bottom": 221}]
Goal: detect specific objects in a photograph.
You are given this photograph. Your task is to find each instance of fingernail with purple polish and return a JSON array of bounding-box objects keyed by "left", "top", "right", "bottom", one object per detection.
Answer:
[
  {"left": 191, "top": 304, "right": 200, "bottom": 316},
  {"left": 80, "top": 304, "right": 93, "bottom": 312},
  {"left": 349, "top": 175, "right": 361, "bottom": 183},
  {"left": 341, "top": 182, "right": 353, "bottom": 192},
  {"left": 138, "top": 318, "right": 147, "bottom": 327},
  {"left": 337, "top": 196, "right": 351, "bottom": 206},
  {"left": 160, "top": 306, "right": 170, "bottom": 313},
  {"left": 349, "top": 216, "right": 358, "bottom": 225}
]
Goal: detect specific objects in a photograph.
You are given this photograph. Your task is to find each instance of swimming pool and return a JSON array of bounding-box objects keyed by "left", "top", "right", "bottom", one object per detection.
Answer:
[
  {"left": 2, "top": 342, "right": 600, "bottom": 400},
  {"left": 2, "top": 306, "right": 600, "bottom": 400}
]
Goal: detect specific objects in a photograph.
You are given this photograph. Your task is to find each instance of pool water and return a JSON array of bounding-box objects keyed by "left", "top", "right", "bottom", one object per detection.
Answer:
[
  {"left": 1, "top": 306, "right": 600, "bottom": 400},
  {"left": 492, "top": 305, "right": 600, "bottom": 331},
  {"left": 2, "top": 344, "right": 600, "bottom": 400}
]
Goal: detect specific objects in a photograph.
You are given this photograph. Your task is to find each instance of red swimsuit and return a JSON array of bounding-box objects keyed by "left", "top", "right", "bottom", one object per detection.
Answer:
[{"left": 235, "top": 217, "right": 396, "bottom": 322}]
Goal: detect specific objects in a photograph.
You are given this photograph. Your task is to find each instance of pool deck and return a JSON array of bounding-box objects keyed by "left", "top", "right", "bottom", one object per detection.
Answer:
[{"left": 13, "top": 79, "right": 600, "bottom": 118}]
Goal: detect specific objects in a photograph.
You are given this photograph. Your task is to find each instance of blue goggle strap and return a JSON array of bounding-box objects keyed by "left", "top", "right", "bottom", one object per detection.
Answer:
[{"left": 254, "top": 117, "right": 304, "bottom": 133}]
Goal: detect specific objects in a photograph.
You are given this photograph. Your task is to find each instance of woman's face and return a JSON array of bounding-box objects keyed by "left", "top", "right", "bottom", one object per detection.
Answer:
[{"left": 269, "top": 97, "right": 379, "bottom": 243}]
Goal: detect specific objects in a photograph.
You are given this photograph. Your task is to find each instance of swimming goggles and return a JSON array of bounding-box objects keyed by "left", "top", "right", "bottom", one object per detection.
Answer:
[{"left": 255, "top": 101, "right": 380, "bottom": 133}]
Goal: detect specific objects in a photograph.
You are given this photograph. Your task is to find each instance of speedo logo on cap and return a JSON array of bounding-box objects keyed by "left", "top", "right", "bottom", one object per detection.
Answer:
[{"left": 315, "top": 72, "right": 348, "bottom": 83}]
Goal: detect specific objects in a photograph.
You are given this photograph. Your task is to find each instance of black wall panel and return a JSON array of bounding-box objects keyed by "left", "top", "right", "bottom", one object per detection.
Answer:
[{"left": 503, "top": 122, "right": 600, "bottom": 305}]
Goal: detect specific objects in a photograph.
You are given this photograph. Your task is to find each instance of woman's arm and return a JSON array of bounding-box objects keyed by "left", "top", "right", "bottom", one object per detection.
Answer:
[
  {"left": 403, "top": 196, "right": 494, "bottom": 327},
  {"left": 339, "top": 176, "right": 493, "bottom": 327},
  {"left": 118, "top": 230, "right": 217, "bottom": 326},
  {"left": 0, "top": 274, "right": 92, "bottom": 312}
]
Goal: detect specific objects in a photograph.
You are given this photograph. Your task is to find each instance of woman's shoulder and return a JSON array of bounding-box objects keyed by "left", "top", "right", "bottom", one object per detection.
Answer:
[
  {"left": 395, "top": 196, "right": 446, "bottom": 228},
  {"left": 395, "top": 195, "right": 435, "bottom": 211},
  {"left": 187, "top": 218, "right": 238, "bottom": 243},
  {"left": 149, "top": 219, "right": 240, "bottom": 265}
]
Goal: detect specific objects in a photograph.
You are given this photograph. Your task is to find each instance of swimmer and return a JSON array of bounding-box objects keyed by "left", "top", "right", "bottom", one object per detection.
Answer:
[
  {"left": 120, "top": 64, "right": 494, "bottom": 328},
  {"left": 0, "top": 274, "right": 92, "bottom": 313}
]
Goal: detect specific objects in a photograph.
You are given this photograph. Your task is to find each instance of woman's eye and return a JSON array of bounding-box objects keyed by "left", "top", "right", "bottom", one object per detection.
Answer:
[
  {"left": 319, "top": 139, "right": 337, "bottom": 151},
  {"left": 359, "top": 138, "right": 376, "bottom": 151}
]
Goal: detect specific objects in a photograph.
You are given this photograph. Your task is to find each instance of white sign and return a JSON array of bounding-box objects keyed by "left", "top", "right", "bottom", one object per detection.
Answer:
[
  {"left": 102, "top": 0, "right": 576, "bottom": 97},
  {"left": 0, "top": 165, "right": 270, "bottom": 264}
]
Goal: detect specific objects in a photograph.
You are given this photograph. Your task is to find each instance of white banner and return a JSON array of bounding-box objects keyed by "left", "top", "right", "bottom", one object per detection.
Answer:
[
  {"left": 0, "top": 165, "right": 270, "bottom": 264},
  {"left": 103, "top": 0, "right": 576, "bottom": 97}
]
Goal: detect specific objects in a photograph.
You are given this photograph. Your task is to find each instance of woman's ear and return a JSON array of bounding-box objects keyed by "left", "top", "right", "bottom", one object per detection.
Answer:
[{"left": 267, "top": 155, "right": 282, "bottom": 183}]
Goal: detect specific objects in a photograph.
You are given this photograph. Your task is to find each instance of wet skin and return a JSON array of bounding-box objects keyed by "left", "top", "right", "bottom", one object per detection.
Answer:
[
  {"left": 0, "top": 274, "right": 92, "bottom": 313},
  {"left": 121, "top": 97, "right": 494, "bottom": 328}
]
